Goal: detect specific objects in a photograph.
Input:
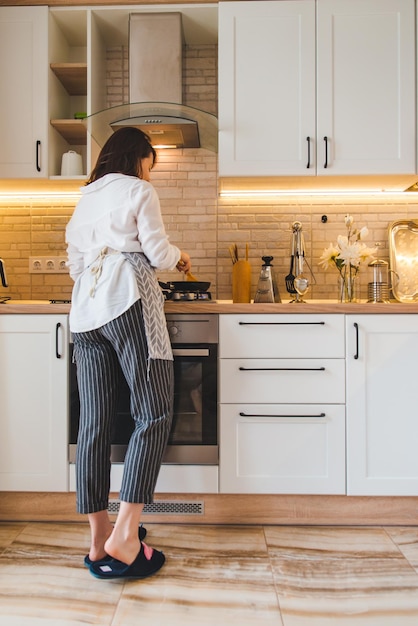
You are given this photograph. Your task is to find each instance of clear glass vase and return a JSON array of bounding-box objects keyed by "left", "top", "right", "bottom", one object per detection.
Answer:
[{"left": 338, "top": 271, "right": 358, "bottom": 303}]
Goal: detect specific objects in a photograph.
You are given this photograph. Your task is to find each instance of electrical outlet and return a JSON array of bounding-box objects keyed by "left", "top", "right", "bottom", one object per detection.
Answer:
[
  {"left": 45, "top": 258, "right": 56, "bottom": 272},
  {"left": 29, "top": 256, "right": 68, "bottom": 274},
  {"left": 29, "top": 258, "right": 43, "bottom": 273}
]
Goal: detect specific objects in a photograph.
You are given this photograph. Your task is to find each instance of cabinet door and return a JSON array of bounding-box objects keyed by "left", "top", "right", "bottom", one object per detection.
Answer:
[
  {"left": 346, "top": 315, "right": 418, "bottom": 495},
  {"left": 220, "top": 404, "right": 346, "bottom": 494},
  {"left": 317, "top": 0, "right": 416, "bottom": 176},
  {"left": 0, "top": 7, "right": 48, "bottom": 178},
  {"left": 218, "top": 0, "right": 316, "bottom": 176},
  {"left": 0, "top": 315, "right": 68, "bottom": 491}
]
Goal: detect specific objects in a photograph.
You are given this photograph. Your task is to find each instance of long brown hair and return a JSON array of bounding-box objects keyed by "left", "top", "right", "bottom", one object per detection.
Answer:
[{"left": 86, "top": 127, "right": 157, "bottom": 184}]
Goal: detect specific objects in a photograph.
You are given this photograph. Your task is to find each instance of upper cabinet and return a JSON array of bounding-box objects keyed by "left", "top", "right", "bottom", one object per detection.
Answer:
[
  {"left": 0, "top": 7, "right": 49, "bottom": 178},
  {"left": 316, "top": 0, "right": 416, "bottom": 177},
  {"left": 48, "top": 9, "right": 88, "bottom": 179},
  {"left": 219, "top": 1, "right": 315, "bottom": 177},
  {"left": 218, "top": 0, "right": 416, "bottom": 178}
]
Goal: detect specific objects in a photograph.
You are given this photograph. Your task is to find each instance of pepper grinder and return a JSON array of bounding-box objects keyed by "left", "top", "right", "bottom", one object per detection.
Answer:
[{"left": 254, "top": 256, "right": 281, "bottom": 303}]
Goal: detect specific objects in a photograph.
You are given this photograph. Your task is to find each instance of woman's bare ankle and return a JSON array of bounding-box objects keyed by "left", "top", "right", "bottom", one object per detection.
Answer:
[
  {"left": 104, "top": 531, "right": 140, "bottom": 565},
  {"left": 88, "top": 520, "right": 113, "bottom": 561}
]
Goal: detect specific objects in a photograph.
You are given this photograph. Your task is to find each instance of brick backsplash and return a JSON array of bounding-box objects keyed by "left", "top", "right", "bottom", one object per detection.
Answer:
[
  {"left": 217, "top": 198, "right": 418, "bottom": 301},
  {"left": 1, "top": 44, "right": 417, "bottom": 302}
]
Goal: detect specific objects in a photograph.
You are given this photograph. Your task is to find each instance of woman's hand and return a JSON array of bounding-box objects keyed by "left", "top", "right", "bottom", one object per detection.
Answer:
[{"left": 176, "top": 251, "right": 191, "bottom": 274}]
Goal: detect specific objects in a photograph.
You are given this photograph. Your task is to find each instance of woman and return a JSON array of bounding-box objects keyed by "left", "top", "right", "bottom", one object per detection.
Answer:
[{"left": 66, "top": 127, "right": 191, "bottom": 580}]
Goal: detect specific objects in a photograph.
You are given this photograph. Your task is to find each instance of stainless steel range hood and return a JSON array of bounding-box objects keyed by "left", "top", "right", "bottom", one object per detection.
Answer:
[
  {"left": 83, "top": 12, "right": 217, "bottom": 152},
  {"left": 112, "top": 115, "right": 200, "bottom": 149}
]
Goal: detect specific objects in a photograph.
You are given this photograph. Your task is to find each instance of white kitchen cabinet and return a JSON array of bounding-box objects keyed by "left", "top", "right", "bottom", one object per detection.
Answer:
[
  {"left": 0, "top": 315, "right": 69, "bottom": 491},
  {"left": 220, "top": 403, "right": 345, "bottom": 494},
  {"left": 218, "top": 0, "right": 315, "bottom": 177},
  {"left": 219, "top": 314, "right": 346, "bottom": 494},
  {"left": 316, "top": 0, "right": 415, "bottom": 177},
  {"left": 218, "top": 0, "right": 415, "bottom": 178},
  {"left": 0, "top": 6, "right": 49, "bottom": 178},
  {"left": 346, "top": 315, "right": 418, "bottom": 496}
]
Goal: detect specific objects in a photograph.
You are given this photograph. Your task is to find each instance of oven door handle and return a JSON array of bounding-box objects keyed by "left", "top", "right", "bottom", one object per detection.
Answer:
[{"left": 172, "top": 348, "right": 210, "bottom": 357}]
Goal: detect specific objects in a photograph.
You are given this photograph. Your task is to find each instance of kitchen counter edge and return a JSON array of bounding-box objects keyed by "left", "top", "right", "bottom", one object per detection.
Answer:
[{"left": 1, "top": 300, "right": 418, "bottom": 314}]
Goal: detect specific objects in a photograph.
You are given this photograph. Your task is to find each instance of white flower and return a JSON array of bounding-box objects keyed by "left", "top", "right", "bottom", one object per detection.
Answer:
[
  {"left": 359, "top": 244, "right": 377, "bottom": 263},
  {"left": 338, "top": 241, "right": 363, "bottom": 267},
  {"left": 358, "top": 226, "right": 369, "bottom": 240},
  {"left": 320, "top": 216, "right": 377, "bottom": 277},
  {"left": 319, "top": 243, "right": 340, "bottom": 269}
]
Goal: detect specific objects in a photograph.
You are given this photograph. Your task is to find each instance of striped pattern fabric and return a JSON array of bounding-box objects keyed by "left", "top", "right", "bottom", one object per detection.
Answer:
[
  {"left": 123, "top": 251, "right": 173, "bottom": 362},
  {"left": 72, "top": 299, "right": 174, "bottom": 514}
]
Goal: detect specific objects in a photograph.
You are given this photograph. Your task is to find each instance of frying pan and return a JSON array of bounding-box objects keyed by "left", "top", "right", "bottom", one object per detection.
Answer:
[{"left": 159, "top": 280, "right": 211, "bottom": 293}]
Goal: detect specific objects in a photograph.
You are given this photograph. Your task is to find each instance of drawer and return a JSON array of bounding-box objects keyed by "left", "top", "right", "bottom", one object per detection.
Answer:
[
  {"left": 219, "top": 314, "right": 345, "bottom": 358},
  {"left": 219, "top": 403, "right": 346, "bottom": 494},
  {"left": 219, "top": 358, "right": 345, "bottom": 403}
]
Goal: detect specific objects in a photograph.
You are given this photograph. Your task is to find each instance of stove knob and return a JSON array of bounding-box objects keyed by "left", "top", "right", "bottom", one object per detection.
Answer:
[
  {"left": 186, "top": 292, "right": 195, "bottom": 300},
  {"left": 168, "top": 324, "right": 179, "bottom": 337}
]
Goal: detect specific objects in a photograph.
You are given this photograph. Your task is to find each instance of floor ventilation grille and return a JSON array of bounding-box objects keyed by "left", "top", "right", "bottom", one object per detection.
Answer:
[{"left": 108, "top": 499, "right": 204, "bottom": 516}]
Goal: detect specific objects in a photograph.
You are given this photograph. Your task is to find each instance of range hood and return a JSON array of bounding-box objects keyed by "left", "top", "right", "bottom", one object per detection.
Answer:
[{"left": 83, "top": 12, "right": 217, "bottom": 152}]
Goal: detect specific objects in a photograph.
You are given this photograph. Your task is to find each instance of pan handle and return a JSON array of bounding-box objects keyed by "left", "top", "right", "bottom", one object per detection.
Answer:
[{"left": 158, "top": 280, "right": 174, "bottom": 290}]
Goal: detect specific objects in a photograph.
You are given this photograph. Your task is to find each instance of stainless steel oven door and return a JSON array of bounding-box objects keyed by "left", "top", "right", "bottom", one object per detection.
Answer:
[
  {"left": 69, "top": 341, "right": 218, "bottom": 465},
  {"left": 164, "top": 344, "right": 218, "bottom": 464}
]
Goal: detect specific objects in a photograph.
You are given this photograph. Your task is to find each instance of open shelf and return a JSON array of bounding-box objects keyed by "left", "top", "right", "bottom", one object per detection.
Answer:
[
  {"left": 50, "top": 119, "right": 86, "bottom": 144},
  {"left": 50, "top": 62, "right": 87, "bottom": 95}
]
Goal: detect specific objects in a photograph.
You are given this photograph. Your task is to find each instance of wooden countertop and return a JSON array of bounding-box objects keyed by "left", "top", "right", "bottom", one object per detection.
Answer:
[{"left": 1, "top": 299, "right": 418, "bottom": 315}]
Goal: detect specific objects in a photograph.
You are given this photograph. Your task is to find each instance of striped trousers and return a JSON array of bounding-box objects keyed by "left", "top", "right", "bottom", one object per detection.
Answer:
[{"left": 72, "top": 299, "right": 174, "bottom": 514}]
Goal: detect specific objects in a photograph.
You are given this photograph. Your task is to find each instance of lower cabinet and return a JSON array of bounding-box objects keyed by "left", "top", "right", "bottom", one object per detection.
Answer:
[
  {"left": 220, "top": 403, "right": 346, "bottom": 494},
  {"left": 346, "top": 314, "right": 418, "bottom": 495},
  {"left": 0, "top": 314, "right": 69, "bottom": 491},
  {"left": 219, "top": 314, "right": 346, "bottom": 494}
]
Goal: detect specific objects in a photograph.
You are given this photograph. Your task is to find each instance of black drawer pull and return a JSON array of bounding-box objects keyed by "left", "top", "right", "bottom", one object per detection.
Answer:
[
  {"left": 306, "top": 136, "right": 311, "bottom": 168},
  {"left": 239, "top": 411, "right": 326, "bottom": 418},
  {"left": 238, "top": 321, "right": 325, "bottom": 326},
  {"left": 239, "top": 367, "right": 326, "bottom": 372}
]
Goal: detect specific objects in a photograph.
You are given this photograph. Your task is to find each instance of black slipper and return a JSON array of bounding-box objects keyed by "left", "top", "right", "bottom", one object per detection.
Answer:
[
  {"left": 83, "top": 524, "right": 147, "bottom": 568},
  {"left": 89, "top": 542, "right": 165, "bottom": 580}
]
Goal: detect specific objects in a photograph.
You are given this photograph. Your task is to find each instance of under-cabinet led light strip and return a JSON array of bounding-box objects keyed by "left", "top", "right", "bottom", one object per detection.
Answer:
[
  {"left": 219, "top": 189, "right": 417, "bottom": 198},
  {"left": 0, "top": 191, "right": 82, "bottom": 204}
]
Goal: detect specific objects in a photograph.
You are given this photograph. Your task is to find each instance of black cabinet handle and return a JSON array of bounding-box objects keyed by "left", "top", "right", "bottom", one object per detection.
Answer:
[
  {"left": 0, "top": 259, "right": 8, "bottom": 287},
  {"left": 55, "top": 322, "right": 62, "bottom": 359},
  {"left": 239, "top": 321, "right": 325, "bottom": 326},
  {"left": 36, "top": 140, "right": 41, "bottom": 172},
  {"left": 306, "top": 136, "right": 311, "bottom": 169},
  {"left": 323, "top": 136, "right": 328, "bottom": 168},
  {"left": 239, "top": 366, "right": 326, "bottom": 372},
  {"left": 240, "top": 411, "right": 326, "bottom": 418},
  {"left": 353, "top": 322, "right": 359, "bottom": 360}
]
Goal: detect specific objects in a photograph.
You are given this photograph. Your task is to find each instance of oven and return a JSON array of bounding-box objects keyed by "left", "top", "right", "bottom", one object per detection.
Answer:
[{"left": 69, "top": 313, "right": 218, "bottom": 465}]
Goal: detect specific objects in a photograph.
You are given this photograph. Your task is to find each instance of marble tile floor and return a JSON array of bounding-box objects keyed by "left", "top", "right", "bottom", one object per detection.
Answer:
[{"left": 1, "top": 522, "right": 418, "bottom": 625}]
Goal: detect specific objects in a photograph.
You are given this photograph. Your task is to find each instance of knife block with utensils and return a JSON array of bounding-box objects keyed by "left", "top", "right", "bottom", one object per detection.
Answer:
[{"left": 232, "top": 260, "right": 252, "bottom": 303}]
